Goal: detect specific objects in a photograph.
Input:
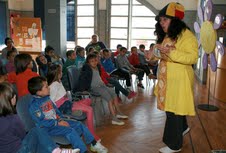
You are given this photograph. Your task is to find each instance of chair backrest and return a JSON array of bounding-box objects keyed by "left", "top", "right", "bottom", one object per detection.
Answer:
[
  {"left": 38, "top": 67, "right": 46, "bottom": 77},
  {"left": 16, "top": 94, "right": 36, "bottom": 132},
  {"left": 114, "top": 57, "right": 120, "bottom": 69},
  {"left": 67, "top": 65, "right": 80, "bottom": 93}
]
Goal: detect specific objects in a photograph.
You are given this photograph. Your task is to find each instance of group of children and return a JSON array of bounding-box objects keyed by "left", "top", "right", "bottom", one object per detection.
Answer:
[{"left": 0, "top": 36, "right": 158, "bottom": 153}]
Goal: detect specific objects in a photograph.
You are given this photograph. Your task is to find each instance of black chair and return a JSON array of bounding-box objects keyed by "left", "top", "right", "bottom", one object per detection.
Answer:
[{"left": 67, "top": 65, "right": 93, "bottom": 99}]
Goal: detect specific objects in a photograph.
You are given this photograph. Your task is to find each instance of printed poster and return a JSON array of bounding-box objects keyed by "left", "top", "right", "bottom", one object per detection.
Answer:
[{"left": 11, "top": 17, "right": 42, "bottom": 52}]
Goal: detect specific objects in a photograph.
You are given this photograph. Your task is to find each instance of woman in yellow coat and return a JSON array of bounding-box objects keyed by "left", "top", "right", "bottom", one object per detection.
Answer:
[{"left": 153, "top": 2, "right": 198, "bottom": 153}]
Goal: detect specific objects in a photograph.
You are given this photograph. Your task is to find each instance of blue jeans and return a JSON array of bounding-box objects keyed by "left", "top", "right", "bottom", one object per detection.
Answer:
[
  {"left": 44, "top": 120, "right": 94, "bottom": 153},
  {"left": 17, "top": 127, "right": 57, "bottom": 153},
  {"left": 58, "top": 100, "right": 73, "bottom": 115}
]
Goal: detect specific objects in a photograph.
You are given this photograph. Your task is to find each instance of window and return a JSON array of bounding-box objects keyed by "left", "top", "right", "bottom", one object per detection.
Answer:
[
  {"left": 75, "top": 0, "right": 95, "bottom": 48},
  {"left": 0, "top": 1, "right": 7, "bottom": 49},
  {"left": 67, "top": 4, "right": 75, "bottom": 41},
  {"left": 110, "top": 0, "right": 156, "bottom": 50}
]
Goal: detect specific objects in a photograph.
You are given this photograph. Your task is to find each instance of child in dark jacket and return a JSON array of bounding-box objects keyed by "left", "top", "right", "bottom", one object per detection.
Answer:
[
  {"left": 28, "top": 76, "right": 108, "bottom": 153},
  {"left": 78, "top": 54, "right": 128, "bottom": 126}
]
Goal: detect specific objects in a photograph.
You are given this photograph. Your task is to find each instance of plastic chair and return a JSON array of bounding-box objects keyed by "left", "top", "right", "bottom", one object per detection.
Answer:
[{"left": 67, "top": 65, "right": 89, "bottom": 99}]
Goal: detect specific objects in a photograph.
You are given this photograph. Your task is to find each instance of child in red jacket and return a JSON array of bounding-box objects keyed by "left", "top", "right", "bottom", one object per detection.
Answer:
[
  {"left": 7, "top": 54, "right": 39, "bottom": 98},
  {"left": 129, "top": 46, "right": 154, "bottom": 80}
]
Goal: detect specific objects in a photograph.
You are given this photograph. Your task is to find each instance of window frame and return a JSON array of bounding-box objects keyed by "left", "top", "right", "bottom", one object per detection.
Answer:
[
  {"left": 74, "top": 0, "right": 96, "bottom": 47},
  {"left": 109, "top": 0, "right": 157, "bottom": 50}
]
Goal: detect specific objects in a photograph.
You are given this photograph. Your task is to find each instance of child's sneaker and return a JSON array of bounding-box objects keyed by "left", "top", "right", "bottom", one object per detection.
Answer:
[
  {"left": 116, "top": 112, "right": 128, "bottom": 119},
  {"left": 127, "top": 91, "right": 137, "bottom": 99},
  {"left": 182, "top": 127, "right": 190, "bottom": 136},
  {"left": 90, "top": 142, "right": 108, "bottom": 153},
  {"left": 60, "top": 148, "right": 80, "bottom": 153},
  {"left": 159, "top": 146, "right": 181, "bottom": 153},
  {"left": 112, "top": 117, "right": 125, "bottom": 125}
]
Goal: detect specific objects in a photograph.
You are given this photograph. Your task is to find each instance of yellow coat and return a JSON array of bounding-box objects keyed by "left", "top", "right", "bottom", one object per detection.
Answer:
[{"left": 155, "top": 29, "right": 198, "bottom": 116}]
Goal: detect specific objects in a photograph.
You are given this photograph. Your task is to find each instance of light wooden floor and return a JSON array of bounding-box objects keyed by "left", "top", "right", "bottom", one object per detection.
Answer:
[{"left": 95, "top": 78, "right": 226, "bottom": 153}]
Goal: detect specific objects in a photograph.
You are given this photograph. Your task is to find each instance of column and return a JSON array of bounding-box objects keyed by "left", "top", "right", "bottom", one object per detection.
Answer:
[{"left": 45, "top": 0, "right": 67, "bottom": 57}]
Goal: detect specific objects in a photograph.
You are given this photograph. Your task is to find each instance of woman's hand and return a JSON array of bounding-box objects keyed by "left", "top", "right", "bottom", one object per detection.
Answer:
[{"left": 155, "top": 44, "right": 175, "bottom": 54}]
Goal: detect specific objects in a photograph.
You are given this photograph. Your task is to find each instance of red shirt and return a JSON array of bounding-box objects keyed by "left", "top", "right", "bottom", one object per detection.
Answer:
[
  {"left": 113, "top": 51, "right": 120, "bottom": 57},
  {"left": 100, "top": 65, "right": 110, "bottom": 85},
  {"left": 8, "top": 69, "right": 39, "bottom": 97},
  {"left": 128, "top": 53, "right": 140, "bottom": 66}
]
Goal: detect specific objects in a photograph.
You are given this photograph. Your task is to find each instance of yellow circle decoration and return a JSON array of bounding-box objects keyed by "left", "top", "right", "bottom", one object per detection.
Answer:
[{"left": 200, "top": 21, "right": 217, "bottom": 53}]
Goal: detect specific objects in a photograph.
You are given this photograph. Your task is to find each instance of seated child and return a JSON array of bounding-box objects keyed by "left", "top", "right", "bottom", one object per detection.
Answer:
[
  {"left": 117, "top": 47, "right": 145, "bottom": 88},
  {"left": 36, "top": 54, "right": 49, "bottom": 76},
  {"left": 62, "top": 50, "right": 76, "bottom": 76},
  {"left": 62, "top": 50, "right": 76, "bottom": 90},
  {"left": 101, "top": 48, "right": 132, "bottom": 88},
  {"left": 6, "top": 49, "right": 17, "bottom": 73},
  {"left": 0, "top": 63, "right": 7, "bottom": 82},
  {"left": 87, "top": 47, "right": 95, "bottom": 55},
  {"left": 147, "top": 43, "right": 158, "bottom": 77},
  {"left": 129, "top": 46, "right": 155, "bottom": 79},
  {"left": 113, "top": 44, "right": 122, "bottom": 57},
  {"left": 45, "top": 45, "right": 62, "bottom": 65},
  {"left": 28, "top": 76, "right": 107, "bottom": 153},
  {"left": 78, "top": 54, "right": 128, "bottom": 126},
  {"left": 0, "top": 82, "right": 80, "bottom": 153},
  {"left": 75, "top": 47, "right": 86, "bottom": 69},
  {"left": 7, "top": 53, "right": 39, "bottom": 98},
  {"left": 94, "top": 51, "right": 137, "bottom": 102},
  {"left": 47, "top": 64, "right": 100, "bottom": 141}
]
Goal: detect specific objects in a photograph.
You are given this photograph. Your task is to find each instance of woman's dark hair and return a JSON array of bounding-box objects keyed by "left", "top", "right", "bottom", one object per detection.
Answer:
[
  {"left": 0, "top": 82, "right": 17, "bottom": 116},
  {"left": 154, "top": 17, "right": 188, "bottom": 43},
  {"left": 28, "top": 76, "right": 47, "bottom": 95},
  {"left": 14, "top": 53, "right": 32, "bottom": 74},
  {"left": 85, "top": 53, "right": 97, "bottom": 63},
  {"left": 47, "top": 64, "right": 61, "bottom": 85},
  {"left": 4, "top": 37, "right": 13, "bottom": 45}
]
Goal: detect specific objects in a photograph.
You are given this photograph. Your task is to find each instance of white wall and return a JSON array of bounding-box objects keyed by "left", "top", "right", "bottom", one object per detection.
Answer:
[
  {"left": 213, "top": 0, "right": 226, "bottom": 5},
  {"left": 8, "top": 0, "right": 33, "bottom": 11},
  {"left": 145, "top": 0, "right": 198, "bottom": 10}
]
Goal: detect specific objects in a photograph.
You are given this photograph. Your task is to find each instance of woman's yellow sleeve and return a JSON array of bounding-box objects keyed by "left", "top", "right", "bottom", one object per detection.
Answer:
[{"left": 168, "top": 35, "right": 198, "bottom": 65}]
